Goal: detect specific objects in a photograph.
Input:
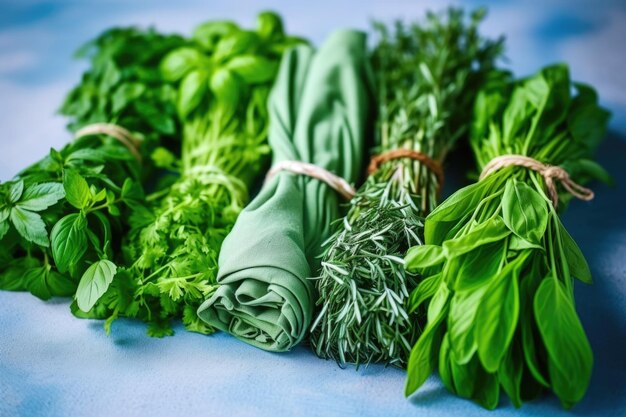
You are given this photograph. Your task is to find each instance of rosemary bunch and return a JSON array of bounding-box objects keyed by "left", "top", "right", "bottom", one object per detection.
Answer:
[{"left": 310, "top": 8, "right": 503, "bottom": 367}]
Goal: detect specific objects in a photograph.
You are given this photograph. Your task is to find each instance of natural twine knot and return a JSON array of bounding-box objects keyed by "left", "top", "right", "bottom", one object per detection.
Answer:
[
  {"left": 265, "top": 160, "right": 356, "bottom": 200},
  {"left": 368, "top": 149, "right": 444, "bottom": 194},
  {"left": 479, "top": 155, "right": 594, "bottom": 208},
  {"left": 75, "top": 123, "right": 142, "bottom": 162}
]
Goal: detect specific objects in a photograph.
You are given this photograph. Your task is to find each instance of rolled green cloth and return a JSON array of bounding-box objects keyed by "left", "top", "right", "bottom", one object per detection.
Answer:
[{"left": 197, "top": 30, "right": 375, "bottom": 351}]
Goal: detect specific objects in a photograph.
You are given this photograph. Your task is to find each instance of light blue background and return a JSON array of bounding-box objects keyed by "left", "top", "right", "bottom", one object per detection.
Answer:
[{"left": 1, "top": 1, "right": 625, "bottom": 416}]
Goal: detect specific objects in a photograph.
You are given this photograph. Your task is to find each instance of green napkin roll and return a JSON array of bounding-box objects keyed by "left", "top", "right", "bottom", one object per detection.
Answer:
[{"left": 197, "top": 30, "right": 375, "bottom": 351}]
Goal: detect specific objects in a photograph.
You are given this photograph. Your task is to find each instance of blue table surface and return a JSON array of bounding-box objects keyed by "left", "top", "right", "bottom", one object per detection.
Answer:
[{"left": 1, "top": 1, "right": 625, "bottom": 416}]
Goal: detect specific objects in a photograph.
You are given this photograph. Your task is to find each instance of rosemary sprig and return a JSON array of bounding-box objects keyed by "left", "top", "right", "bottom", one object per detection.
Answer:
[{"left": 310, "top": 8, "right": 504, "bottom": 367}]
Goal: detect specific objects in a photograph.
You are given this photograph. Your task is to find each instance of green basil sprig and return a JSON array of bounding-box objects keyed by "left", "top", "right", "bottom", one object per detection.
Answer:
[{"left": 404, "top": 64, "right": 610, "bottom": 409}]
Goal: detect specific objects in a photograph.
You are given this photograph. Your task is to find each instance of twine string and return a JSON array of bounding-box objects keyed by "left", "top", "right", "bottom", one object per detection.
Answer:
[
  {"left": 479, "top": 154, "right": 594, "bottom": 208},
  {"left": 265, "top": 161, "right": 356, "bottom": 200},
  {"left": 75, "top": 123, "right": 142, "bottom": 162},
  {"left": 367, "top": 149, "right": 444, "bottom": 193}
]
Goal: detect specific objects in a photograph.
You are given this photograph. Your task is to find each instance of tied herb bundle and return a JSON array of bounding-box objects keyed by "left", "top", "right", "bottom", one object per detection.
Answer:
[
  {"left": 85, "top": 12, "right": 304, "bottom": 336},
  {"left": 0, "top": 133, "right": 144, "bottom": 309},
  {"left": 60, "top": 27, "right": 187, "bottom": 181},
  {"left": 403, "top": 65, "right": 610, "bottom": 409},
  {"left": 0, "top": 27, "right": 183, "bottom": 307},
  {"left": 309, "top": 9, "right": 503, "bottom": 367}
]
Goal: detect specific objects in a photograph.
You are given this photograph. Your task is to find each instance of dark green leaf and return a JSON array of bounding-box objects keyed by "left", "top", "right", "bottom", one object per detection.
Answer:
[
  {"left": 51, "top": 213, "right": 88, "bottom": 273},
  {"left": 558, "top": 221, "right": 592, "bottom": 284}
]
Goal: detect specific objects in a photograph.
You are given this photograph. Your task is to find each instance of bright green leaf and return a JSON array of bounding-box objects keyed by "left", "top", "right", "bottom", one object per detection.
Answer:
[
  {"left": 63, "top": 169, "right": 91, "bottom": 209},
  {"left": 76, "top": 260, "right": 118, "bottom": 312},
  {"left": 534, "top": 277, "right": 593, "bottom": 407},
  {"left": 10, "top": 206, "right": 49, "bottom": 247},
  {"left": 16, "top": 182, "right": 65, "bottom": 212},
  {"left": 501, "top": 179, "right": 548, "bottom": 245},
  {"left": 475, "top": 256, "right": 524, "bottom": 372}
]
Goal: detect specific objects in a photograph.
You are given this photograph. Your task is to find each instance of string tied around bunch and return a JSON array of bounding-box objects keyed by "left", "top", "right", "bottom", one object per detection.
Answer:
[
  {"left": 367, "top": 149, "right": 444, "bottom": 194},
  {"left": 75, "top": 123, "right": 142, "bottom": 162},
  {"left": 479, "top": 154, "right": 594, "bottom": 208},
  {"left": 265, "top": 160, "right": 356, "bottom": 200}
]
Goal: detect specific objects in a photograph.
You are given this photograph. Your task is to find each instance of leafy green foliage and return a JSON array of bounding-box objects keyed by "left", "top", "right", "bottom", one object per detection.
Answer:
[
  {"left": 0, "top": 134, "right": 144, "bottom": 304},
  {"left": 404, "top": 64, "right": 610, "bottom": 408},
  {"left": 59, "top": 27, "right": 187, "bottom": 177},
  {"left": 310, "top": 8, "right": 504, "bottom": 367},
  {"left": 79, "top": 12, "right": 304, "bottom": 336}
]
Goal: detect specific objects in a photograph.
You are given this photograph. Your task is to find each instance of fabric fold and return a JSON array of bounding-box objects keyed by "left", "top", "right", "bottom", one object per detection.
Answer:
[{"left": 197, "top": 29, "right": 375, "bottom": 351}]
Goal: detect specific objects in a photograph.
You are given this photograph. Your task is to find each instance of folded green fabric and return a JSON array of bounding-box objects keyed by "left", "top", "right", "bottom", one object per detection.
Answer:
[{"left": 197, "top": 30, "right": 374, "bottom": 351}]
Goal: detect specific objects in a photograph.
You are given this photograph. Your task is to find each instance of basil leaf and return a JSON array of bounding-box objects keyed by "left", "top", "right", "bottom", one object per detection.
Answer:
[
  {"left": 454, "top": 241, "right": 505, "bottom": 291},
  {"left": 51, "top": 213, "right": 88, "bottom": 273},
  {"left": 475, "top": 256, "right": 524, "bottom": 372},
  {"left": 448, "top": 286, "right": 487, "bottom": 364},
  {"left": 558, "top": 221, "right": 592, "bottom": 284},
  {"left": 210, "top": 68, "right": 241, "bottom": 118},
  {"left": 226, "top": 55, "right": 277, "bottom": 84},
  {"left": 438, "top": 333, "right": 456, "bottom": 393},
  {"left": 498, "top": 341, "right": 523, "bottom": 408},
  {"left": 76, "top": 260, "right": 117, "bottom": 312},
  {"left": 501, "top": 179, "right": 548, "bottom": 245},
  {"left": 534, "top": 278, "right": 593, "bottom": 407},
  {"left": 405, "top": 282, "right": 450, "bottom": 396},
  {"left": 16, "top": 182, "right": 65, "bottom": 212},
  {"left": 520, "top": 271, "right": 550, "bottom": 387},
  {"left": 64, "top": 169, "right": 91, "bottom": 210},
  {"left": 213, "top": 31, "right": 260, "bottom": 63},
  {"left": 160, "top": 47, "right": 205, "bottom": 81},
  {"left": 9, "top": 180, "right": 24, "bottom": 203},
  {"left": 426, "top": 173, "right": 502, "bottom": 245},
  {"left": 443, "top": 216, "right": 509, "bottom": 257},
  {"left": 407, "top": 273, "right": 441, "bottom": 313},
  {"left": 177, "top": 70, "right": 208, "bottom": 118},
  {"left": 10, "top": 206, "right": 49, "bottom": 247},
  {"left": 405, "top": 244, "right": 444, "bottom": 271},
  {"left": 24, "top": 266, "right": 52, "bottom": 300},
  {"left": 0, "top": 219, "right": 9, "bottom": 241}
]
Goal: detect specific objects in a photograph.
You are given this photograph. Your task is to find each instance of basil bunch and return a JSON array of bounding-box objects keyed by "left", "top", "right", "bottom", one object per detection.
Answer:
[
  {"left": 404, "top": 65, "right": 610, "bottom": 409},
  {"left": 0, "top": 134, "right": 144, "bottom": 309}
]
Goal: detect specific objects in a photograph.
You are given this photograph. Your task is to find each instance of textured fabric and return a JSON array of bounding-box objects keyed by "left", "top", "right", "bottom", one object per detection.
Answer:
[{"left": 196, "top": 30, "right": 374, "bottom": 351}]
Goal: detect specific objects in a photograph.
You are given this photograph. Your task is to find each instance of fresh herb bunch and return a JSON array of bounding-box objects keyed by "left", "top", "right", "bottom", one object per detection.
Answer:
[
  {"left": 60, "top": 27, "right": 187, "bottom": 181},
  {"left": 310, "top": 8, "right": 504, "bottom": 367},
  {"left": 403, "top": 64, "right": 610, "bottom": 409},
  {"left": 82, "top": 12, "right": 305, "bottom": 336},
  {"left": 0, "top": 134, "right": 144, "bottom": 309}
]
